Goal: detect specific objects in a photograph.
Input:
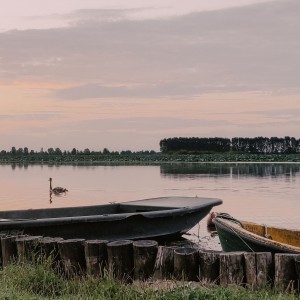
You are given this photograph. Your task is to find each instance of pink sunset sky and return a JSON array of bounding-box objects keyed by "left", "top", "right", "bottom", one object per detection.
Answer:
[{"left": 0, "top": 0, "right": 299, "bottom": 152}]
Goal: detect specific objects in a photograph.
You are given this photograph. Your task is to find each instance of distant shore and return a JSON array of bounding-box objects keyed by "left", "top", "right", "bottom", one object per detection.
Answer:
[{"left": 1, "top": 152, "right": 300, "bottom": 164}]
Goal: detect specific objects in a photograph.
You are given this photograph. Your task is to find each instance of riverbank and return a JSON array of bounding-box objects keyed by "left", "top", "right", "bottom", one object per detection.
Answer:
[
  {"left": 1, "top": 235, "right": 299, "bottom": 298},
  {"left": 1, "top": 261, "right": 299, "bottom": 299}
]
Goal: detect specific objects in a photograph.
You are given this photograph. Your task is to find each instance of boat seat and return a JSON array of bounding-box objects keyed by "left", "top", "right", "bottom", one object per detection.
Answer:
[{"left": 264, "top": 225, "right": 272, "bottom": 239}]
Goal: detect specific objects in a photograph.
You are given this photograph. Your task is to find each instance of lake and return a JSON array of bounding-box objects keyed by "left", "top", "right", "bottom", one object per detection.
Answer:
[{"left": 0, "top": 162, "right": 299, "bottom": 250}]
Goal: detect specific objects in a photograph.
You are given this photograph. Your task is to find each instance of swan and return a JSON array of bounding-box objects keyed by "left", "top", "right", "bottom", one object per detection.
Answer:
[{"left": 49, "top": 177, "right": 68, "bottom": 195}]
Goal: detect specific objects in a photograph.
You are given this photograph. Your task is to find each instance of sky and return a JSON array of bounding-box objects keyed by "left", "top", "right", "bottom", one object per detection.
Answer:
[{"left": 0, "top": 0, "right": 299, "bottom": 152}]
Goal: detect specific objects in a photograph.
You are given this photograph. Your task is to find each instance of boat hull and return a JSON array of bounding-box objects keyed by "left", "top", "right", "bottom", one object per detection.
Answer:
[
  {"left": 0, "top": 197, "right": 222, "bottom": 240},
  {"left": 213, "top": 216, "right": 300, "bottom": 254}
]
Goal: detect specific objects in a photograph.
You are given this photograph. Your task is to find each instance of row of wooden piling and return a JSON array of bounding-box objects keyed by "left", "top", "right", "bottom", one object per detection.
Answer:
[{"left": 1, "top": 234, "right": 300, "bottom": 292}]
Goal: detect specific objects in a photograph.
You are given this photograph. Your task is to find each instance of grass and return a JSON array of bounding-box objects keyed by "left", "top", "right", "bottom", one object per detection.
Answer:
[{"left": 0, "top": 258, "right": 299, "bottom": 300}]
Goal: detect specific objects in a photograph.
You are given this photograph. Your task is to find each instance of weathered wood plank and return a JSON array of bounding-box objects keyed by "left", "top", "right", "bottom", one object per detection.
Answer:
[
  {"left": 85, "top": 240, "right": 108, "bottom": 277},
  {"left": 219, "top": 252, "right": 245, "bottom": 286},
  {"left": 16, "top": 236, "right": 42, "bottom": 262},
  {"left": 256, "top": 252, "right": 273, "bottom": 288},
  {"left": 107, "top": 240, "right": 133, "bottom": 283},
  {"left": 39, "top": 237, "right": 64, "bottom": 270},
  {"left": 174, "top": 247, "right": 199, "bottom": 281},
  {"left": 154, "top": 246, "right": 176, "bottom": 279},
  {"left": 58, "top": 239, "right": 86, "bottom": 278},
  {"left": 274, "top": 253, "right": 300, "bottom": 292},
  {"left": 244, "top": 253, "right": 256, "bottom": 288},
  {"left": 1, "top": 236, "right": 19, "bottom": 267},
  {"left": 199, "top": 250, "right": 220, "bottom": 283},
  {"left": 133, "top": 240, "right": 158, "bottom": 280}
]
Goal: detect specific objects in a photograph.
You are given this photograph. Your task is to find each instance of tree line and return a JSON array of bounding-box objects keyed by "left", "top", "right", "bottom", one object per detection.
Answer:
[
  {"left": 159, "top": 136, "right": 300, "bottom": 154},
  {"left": 0, "top": 147, "right": 156, "bottom": 160},
  {"left": 1, "top": 136, "right": 300, "bottom": 161}
]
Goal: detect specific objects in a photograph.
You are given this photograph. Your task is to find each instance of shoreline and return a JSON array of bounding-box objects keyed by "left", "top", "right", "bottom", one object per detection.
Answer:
[
  {"left": 1, "top": 152, "right": 300, "bottom": 164},
  {"left": 1, "top": 160, "right": 300, "bottom": 165}
]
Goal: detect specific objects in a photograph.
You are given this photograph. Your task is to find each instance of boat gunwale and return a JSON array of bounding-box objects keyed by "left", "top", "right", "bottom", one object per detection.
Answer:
[
  {"left": 0, "top": 198, "right": 222, "bottom": 227},
  {"left": 213, "top": 217, "right": 300, "bottom": 253}
]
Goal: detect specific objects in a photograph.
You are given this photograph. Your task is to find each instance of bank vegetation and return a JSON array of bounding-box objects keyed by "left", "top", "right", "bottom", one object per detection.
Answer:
[
  {"left": 1, "top": 136, "right": 300, "bottom": 164},
  {"left": 0, "top": 260, "right": 298, "bottom": 300}
]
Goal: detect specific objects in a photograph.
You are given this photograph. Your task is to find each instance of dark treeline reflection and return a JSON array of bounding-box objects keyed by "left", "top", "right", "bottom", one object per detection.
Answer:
[
  {"left": 8, "top": 161, "right": 154, "bottom": 170},
  {"left": 160, "top": 163, "right": 300, "bottom": 178}
]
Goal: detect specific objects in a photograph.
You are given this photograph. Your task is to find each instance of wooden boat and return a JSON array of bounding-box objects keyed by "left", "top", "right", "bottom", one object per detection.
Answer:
[
  {"left": 0, "top": 196, "right": 222, "bottom": 240},
  {"left": 213, "top": 213, "right": 300, "bottom": 254}
]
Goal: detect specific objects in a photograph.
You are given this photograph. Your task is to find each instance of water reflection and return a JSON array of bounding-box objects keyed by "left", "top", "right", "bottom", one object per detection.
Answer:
[
  {"left": 0, "top": 162, "right": 299, "bottom": 250},
  {"left": 160, "top": 163, "right": 300, "bottom": 178},
  {"left": 9, "top": 161, "right": 153, "bottom": 170},
  {"left": 9, "top": 162, "right": 300, "bottom": 178},
  {"left": 49, "top": 190, "right": 68, "bottom": 204}
]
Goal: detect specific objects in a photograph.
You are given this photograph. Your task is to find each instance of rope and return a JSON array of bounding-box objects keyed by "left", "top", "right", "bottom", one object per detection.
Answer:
[
  {"left": 216, "top": 213, "right": 244, "bottom": 227},
  {"left": 216, "top": 213, "right": 254, "bottom": 252},
  {"left": 228, "top": 225, "right": 255, "bottom": 252}
]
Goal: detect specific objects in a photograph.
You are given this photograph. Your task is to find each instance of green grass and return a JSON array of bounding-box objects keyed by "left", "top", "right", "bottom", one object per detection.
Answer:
[{"left": 0, "top": 259, "right": 299, "bottom": 300}]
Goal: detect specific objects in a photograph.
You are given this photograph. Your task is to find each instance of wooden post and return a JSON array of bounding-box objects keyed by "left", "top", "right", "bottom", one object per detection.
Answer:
[
  {"left": 1, "top": 236, "right": 18, "bottom": 267},
  {"left": 243, "top": 252, "right": 273, "bottom": 289},
  {"left": 256, "top": 252, "right": 273, "bottom": 288},
  {"left": 85, "top": 240, "right": 108, "bottom": 277},
  {"left": 107, "top": 240, "right": 133, "bottom": 283},
  {"left": 295, "top": 259, "right": 300, "bottom": 292},
  {"left": 244, "top": 253, "right": 256, "bottom": 288},
  {"left": 199, "top": 250, "right": 220, "bottom": 283},
  {"left": 174, "top": 247, "right": 199, "bottom": 281},
  {"left": 0, "top": 233, "right": 6, "bottom": 267},
  {"left": 133, "top": 240, "right": 158, "bottom": 280},
  {"left": 58, "top": 239, "right": 86, "bottom": 278},
  {"left": 16, "top": 236, "right": 42, "bottom": 262},
  {"left": 39, "top": 237, "right": 64, "bottom": 258},
  {"left": 295, "top": 260, "right": 300, "bottom": 281},
  {"left": 219, "top": 252, "right": 245, "bottom": 286},
  {"left": 274, "top": 253, "right": 300, "bottom": 292},
  {"left": 154, "top": 246, "right": 176, "bottom": 279},
  {"left": 39, "top": 237, "right": 64, "bottom": 270}
]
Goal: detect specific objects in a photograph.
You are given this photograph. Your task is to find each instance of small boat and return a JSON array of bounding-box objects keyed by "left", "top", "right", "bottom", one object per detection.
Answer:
[
  {"left": 0, "top": 196, "right": 222, "bottom": 240},
  {"left": 213, "top": 213, "right": 300, "bottom": 254}
]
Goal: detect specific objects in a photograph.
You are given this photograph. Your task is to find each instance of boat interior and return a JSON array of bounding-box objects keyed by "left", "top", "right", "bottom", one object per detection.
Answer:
[
  {"left": 241, "top": 221, "right": 300, "bottom": 248},
  {"left": 0, "top": 203, "right": 176, "bottom": 220},
  {"left": 0, "top": 197, "right": 220, "bottom": 221},
  {"left": 0, "top": 197, "right": 222, "bottom": 221}
]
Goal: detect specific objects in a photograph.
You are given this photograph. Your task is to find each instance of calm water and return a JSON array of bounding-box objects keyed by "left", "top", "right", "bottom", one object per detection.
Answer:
[{"left": 0, "top": 163, "right": 299, "bottom": 250}]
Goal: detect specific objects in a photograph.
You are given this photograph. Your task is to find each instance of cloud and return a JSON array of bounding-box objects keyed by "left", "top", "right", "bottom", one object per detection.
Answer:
[
  {"left": 0, "top": 112, "right": 61, "bottom": 121},
  {"left": 53, "top": 82, "right": 233, "bottom": 99},
  {"left": 0, "top": 0, "right": 299, "bottom": 99},
  {"left": 250, "top": 109, "right": 300, "bottom": 119}
]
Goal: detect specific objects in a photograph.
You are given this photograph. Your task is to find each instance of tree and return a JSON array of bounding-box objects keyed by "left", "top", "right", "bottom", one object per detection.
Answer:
[
  {"left": 11, "top": 146, "right": 17, "bottom": 156},
  {"left": 103, "top": 148, "right": 110, "bottom": 154},
  {"left": 17, "top": 148, "right": 24, "bottom": 155},
  {"left": 55, "top": 148, "right": 62, "bottom": 155},
  {"left": 84, "top": 148, "right": 91, "bottom": 155},
  {"left": 48, "top": 148, "right": 54, "bottom": 154}
]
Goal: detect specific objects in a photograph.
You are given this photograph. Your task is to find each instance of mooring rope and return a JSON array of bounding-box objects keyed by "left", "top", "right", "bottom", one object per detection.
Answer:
[
  {"left": 228, "top": 225, "right": 255, "bottom": 252},
  {"left": 216, "top": 213, "right": 243, "bottom": 227},
  {"left": 216, "top": 214, "right": 255, "bottom": 252}
]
